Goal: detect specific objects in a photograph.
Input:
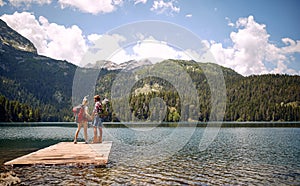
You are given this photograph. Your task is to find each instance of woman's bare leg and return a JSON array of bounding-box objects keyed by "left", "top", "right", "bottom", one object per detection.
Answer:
[
  {"left": 74, "top": 123, "right": 81, "bottom": 143},
  {"left": 83, "top": 122, "right": 88, "bottom": 143}
]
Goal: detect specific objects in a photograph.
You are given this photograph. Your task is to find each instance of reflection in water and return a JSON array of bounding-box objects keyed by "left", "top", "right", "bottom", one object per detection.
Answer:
[{"left": 0, "top": 127, "right": 299, "bottom": 185}]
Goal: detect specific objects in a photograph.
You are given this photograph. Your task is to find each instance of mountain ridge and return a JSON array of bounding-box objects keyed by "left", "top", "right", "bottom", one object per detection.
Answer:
[
  {"left": 85, "top": 59, "right": 154, "bottom": 71},
  {"left": 0, "top": 19, "right": 37, "bottom": 54}
]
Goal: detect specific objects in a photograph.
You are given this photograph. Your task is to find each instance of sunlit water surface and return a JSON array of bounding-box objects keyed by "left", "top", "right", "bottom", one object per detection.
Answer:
[{"left": 0, "top": 126, "right": 299, "bottom": 185}]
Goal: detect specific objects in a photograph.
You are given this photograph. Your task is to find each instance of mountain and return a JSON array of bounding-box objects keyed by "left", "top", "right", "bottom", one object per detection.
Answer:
[
  {"left": 0, "top": 20, "right": 37, "bottom": 54},
  {"left": 0, "top": 19, "right": 77, "bottom": 121},
  {"left": 85, "top": 60, "right": 119, "bottom": 70},
  {"left": 115, "top": 60, "right": 299, "bottom": 122},
  {"left": 0, "top": 19, "right": 299, "bottom": 122},
  {"left": 85, "top": 59, "right": 153, "bottom": 70}
]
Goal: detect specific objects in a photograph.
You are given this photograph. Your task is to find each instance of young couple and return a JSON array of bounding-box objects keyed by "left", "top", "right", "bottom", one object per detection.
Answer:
[{"left": 73, "top": 95, "right": 104, "bottom": 144}]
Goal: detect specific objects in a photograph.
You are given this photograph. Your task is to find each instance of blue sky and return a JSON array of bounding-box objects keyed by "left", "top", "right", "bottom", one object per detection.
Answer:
[{"left": 0, "top": 0, "right": 299, "bottom": 75}]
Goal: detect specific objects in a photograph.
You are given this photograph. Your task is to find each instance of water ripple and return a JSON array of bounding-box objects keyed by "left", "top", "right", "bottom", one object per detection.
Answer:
[{"left": 1, "top": 127, "right": 299, "bottom": 185}]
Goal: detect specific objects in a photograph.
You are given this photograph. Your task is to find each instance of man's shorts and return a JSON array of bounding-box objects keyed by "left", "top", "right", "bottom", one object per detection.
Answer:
[{"left": 92, "top": 115, "right": 103, "bottom": 127}]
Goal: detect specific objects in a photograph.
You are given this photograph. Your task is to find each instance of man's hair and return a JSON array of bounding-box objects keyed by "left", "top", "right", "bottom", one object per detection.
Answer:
[{"left": 94, "top": 95, "right": 101, "bottom": 101}]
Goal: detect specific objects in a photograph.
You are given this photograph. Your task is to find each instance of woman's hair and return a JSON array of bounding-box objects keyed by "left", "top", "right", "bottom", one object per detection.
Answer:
[{"left": 82, "top": 96, "right": 88, "bottom": 105}]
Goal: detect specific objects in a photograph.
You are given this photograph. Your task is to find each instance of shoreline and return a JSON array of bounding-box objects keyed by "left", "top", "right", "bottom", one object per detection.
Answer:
[{"left": 0, "top": 121, "right": 299, "bottom": 128}]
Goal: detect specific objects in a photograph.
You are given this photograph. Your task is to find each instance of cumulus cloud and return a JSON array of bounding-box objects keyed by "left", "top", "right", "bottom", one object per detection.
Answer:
[
  {"left": 110, "top": 38, "right": 191, "bottom": 63},
  {"left": 87, "top": 34, "right": 102, "bottom": 44},
  {"left": 185, "top": 14, "right": 192, "bottom": 18},
  {"left": 150, "top": 0, "right": 180, "bottom": 15},
  {"left": 0, "top": 12, "right": 90, "bottom": 65},
  {"left": 208, "top": 15, "right": 300, "bottom": 75},
  {"left": 2, "top": 12, "right": 298, "bottom": 75},
  {"left": 58, "top": 0, "right": 123, "bottom": 14},
  {"left": 82, "top": 34, "right": 127, "bottom": 66},
  {"left": 83, "top": 34, "right": 191, "bottom": 65},
  {"left": 0, "top": 12, "right": 191, "bottom": 67},
  {"left": 281, "top": 38, "right": 300, "bottom": 54}
]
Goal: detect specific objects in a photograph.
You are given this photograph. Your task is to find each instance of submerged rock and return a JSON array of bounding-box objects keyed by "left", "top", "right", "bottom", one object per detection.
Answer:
[{"left": 0, "top": 171, "right": 21, "bottom": 186}]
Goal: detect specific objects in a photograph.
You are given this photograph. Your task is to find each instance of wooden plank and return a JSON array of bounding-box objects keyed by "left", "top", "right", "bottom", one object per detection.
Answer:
[{"left": 4, "top": 141, "right": 113, "bottom": 166}]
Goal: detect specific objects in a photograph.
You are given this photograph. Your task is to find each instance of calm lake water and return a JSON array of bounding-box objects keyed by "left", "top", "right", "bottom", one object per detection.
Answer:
[{"left": 0, "top": 125, "right": 299, "bottom": 185}]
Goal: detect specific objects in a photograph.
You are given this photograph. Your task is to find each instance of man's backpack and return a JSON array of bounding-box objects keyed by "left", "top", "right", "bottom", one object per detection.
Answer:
[
  {"left": 72, "top": 104, "right": 86, "bottom": 123},
  {"left": 99, "top": 99, "right": 110, "bottom": 118}
]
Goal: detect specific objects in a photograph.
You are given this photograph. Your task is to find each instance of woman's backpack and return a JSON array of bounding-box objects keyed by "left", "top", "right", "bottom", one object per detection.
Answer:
[{"left": 72, "top": 104, "right": 86, "bottom": 123}]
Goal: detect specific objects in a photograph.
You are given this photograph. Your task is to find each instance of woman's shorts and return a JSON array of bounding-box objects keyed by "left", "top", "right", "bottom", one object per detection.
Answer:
[{"left": 92, "top": 115, "right": 103, "bottom": 127}]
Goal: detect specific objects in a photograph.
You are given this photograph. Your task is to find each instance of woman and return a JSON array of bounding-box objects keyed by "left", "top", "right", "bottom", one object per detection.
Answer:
[{"left": 73, "top": 96, "right": 91, "bottom": 144}]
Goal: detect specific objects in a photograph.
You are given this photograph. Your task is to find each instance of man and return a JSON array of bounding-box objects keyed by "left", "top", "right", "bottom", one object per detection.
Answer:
[{"left": 92, "top": 95, "right": 103, "bottom": 143}]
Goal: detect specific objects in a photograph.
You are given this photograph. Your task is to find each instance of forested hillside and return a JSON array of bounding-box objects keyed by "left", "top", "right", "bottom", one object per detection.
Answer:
[
  {"left": 225, "top": 74, "right": 300, "bottom": 121},
  {"left": 0, "top": 19, "right": 299, "bottom": 122},
  {"left": 94, "top": 60, "right": 300, "bottom": 122},
  {"left": 0, "top": 19, "right": 76, "bottom": 121}
]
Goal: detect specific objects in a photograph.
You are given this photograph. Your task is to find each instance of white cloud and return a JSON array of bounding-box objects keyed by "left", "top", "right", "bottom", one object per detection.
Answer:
[
  {"left": 281, "top": 38, "right": 300, "bottom": 54},
  {"left": 0, "top": 12, "right": 191, "bottom": 67},
  {"left": 1, "top": 12, "right": 89, "bottom": 65},
  {"left": 225, "top": 17, "right": 234, "bottom": 27},
  {"left": 81, "top": 33, "right": 130, "bottom": 66},
  {"left": 58, "top": 0, "right": 123, "bottom": 14},
  {"left": 87, "top": 34, "right": 102, "bottom": 44},
  {"left": 109, "top": 37, "right": 191, "bottom": 64},
  {"left": 185, "top": 14, "right": 192, "bottom": 18},
  {"left": 2, "top": 12, "right": 298, "bottom": 75},
  {"left": 84, "top": 34, "right": 191, "bottom": 65},
  {"left": 133, "top": 39, "right": 190, "bottom": 61},
  {"left": 209, "top": 15, "right": 300, "bottom": 75},
  {"left": 7, "top": 0, "right": 51, "bottom": 7},
  {"left": 150, "top": 0, "right": 180, "bottom": 15},
  {"left": 134, "top": 0, "right": 147, "bottom": 5},
  {"left": 0, "top": 0, "right": 6, "bottom": 6}
]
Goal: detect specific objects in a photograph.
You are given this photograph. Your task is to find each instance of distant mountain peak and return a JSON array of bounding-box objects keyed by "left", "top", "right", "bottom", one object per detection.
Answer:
[
  {"left": 0, "top": 19, "right": 37, "bottom": 54},
  {"left": 84, "top": 59, "right": 153, "bottom": 70}
]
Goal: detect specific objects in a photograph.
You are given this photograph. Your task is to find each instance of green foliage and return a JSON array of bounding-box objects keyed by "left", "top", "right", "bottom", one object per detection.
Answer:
[
  {"left": 0, "top": 95, "right": 40, "bottom": 122},
  {"left": 93, "top": 60, "right": 300, "bottom": 122},
  {"left": 224, "top": 74, "right": 300, "bottom": 121}
]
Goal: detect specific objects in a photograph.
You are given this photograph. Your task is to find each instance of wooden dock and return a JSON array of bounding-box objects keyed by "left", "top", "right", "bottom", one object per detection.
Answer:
[{"left": 4, "top": 141, "right": 112, "bottom": 166}]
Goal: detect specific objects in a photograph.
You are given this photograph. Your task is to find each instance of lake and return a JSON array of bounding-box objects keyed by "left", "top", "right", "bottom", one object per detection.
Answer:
[{"left": 0, "top": 124, "right": 299, "bottom": 185}]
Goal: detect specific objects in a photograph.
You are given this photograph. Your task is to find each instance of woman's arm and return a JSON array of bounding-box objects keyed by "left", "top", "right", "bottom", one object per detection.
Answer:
[{"left": 84, "top": 106, "right": 92, "bottom": 120}]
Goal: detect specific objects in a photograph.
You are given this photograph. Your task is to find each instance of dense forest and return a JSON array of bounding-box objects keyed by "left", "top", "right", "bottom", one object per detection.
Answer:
[
  {"left": 0, "top": 95, "right": 40, "bottom": 122},
  {"left": 0, "top": 19, "right": 299, "bottom": 122},
  {"left": 94, "top": 60, "right": 300, "bottom": 122},
  {"left": 1, "top": 59, "right": 300, "bottom": 122},
  {"left": 225, "top": 74, "right": 300, "bottom": 121}
]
